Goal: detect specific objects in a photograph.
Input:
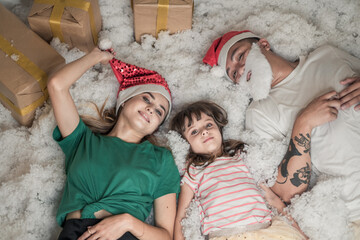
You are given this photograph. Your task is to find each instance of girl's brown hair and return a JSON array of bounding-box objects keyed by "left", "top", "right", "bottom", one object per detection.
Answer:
[
  {"left": 81, "top": 98, "right": 158, "bottom": 145},
  {"left": 170, "top": 100, "right": 245, "bottom": 176}
]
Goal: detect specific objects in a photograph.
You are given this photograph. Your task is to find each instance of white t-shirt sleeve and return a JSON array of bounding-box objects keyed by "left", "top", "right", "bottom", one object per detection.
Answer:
[
  {"left": 327, "top": 45, "right": 360, "bottom": 75},
  {"left": 245, "top": 104, "right": 286, "bottom": 141}
]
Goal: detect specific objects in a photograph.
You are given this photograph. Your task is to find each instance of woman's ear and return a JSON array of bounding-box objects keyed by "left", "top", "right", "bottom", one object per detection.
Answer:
[{"left": 258, "top": 38, "right": 271, "bottom": 51}]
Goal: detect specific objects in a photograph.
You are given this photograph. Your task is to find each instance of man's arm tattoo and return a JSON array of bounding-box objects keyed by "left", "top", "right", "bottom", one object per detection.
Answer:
[
  {"left": 276, "top": 133, "right": 311, "bottom": 187},
  {"left": 277, "top": 139, "right": 301, "bottom": 184},
  {"left": 290, "top": 162, "right": 311, "bottom": 187},
  {"left": 294, "top": 133, "right": 311, "bottom": 154}
]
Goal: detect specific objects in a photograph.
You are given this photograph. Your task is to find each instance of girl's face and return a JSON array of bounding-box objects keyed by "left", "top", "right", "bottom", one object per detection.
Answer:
[
  {"left": 183, "top": 112, "right": 222, "bottom": 156},
  {"left": 120, "top": 92, "right": 169, "bottom": 136}
]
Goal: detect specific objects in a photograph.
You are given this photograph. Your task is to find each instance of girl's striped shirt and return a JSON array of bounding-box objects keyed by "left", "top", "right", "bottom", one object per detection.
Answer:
[{"left": 181, "top": 154, "right": 272, "bottom": 235}]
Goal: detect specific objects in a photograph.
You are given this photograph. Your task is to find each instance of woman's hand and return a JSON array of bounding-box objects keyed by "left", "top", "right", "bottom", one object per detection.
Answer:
[
  {"left": 339, "top": 77, "right": 360, "bottom": 111},
  {"left": 296, "top": 91, "right": 341, "bottom": 131},
  {"left": 78, "top": 213, "right": 133, "bottom": 240},
  {"left": 78, "top": 193, "right": 177, "bottom": 240},
  {"left": 90, "top": 47, "right": 115, "bottom": 65}
]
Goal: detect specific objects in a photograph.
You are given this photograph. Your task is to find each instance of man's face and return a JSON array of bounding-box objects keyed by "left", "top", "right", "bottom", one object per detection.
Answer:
[
  {"left": 225, "top": 39, "right": 256, "bottom": 83},
  {"left": 225, "top": 39, "right": 273, "bottom": 101}
]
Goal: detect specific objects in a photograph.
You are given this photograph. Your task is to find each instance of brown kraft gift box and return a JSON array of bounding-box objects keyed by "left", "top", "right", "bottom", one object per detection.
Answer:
[
  {"left": 0, "top": 4, "right": 65, "bottom": 126},
  {"left": 28, "top": 0, "right": 102, "bottom": 53},
  {"left": 132, "top": 0, "right": 193, "bottom": 42}
]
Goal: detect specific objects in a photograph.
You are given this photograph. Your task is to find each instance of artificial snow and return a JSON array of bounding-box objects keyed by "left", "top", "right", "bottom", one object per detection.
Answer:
[{"left": 1, "top": 0, "right": 359, "bottom": 239}]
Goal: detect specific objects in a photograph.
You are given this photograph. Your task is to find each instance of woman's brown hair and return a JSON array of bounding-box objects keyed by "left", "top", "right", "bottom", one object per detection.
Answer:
[
  {"left": 81, "top": 98, "right": 158, "bottom": 145},
  {"left": 170, "top": 100, "right": 245, "bottom": 176}
]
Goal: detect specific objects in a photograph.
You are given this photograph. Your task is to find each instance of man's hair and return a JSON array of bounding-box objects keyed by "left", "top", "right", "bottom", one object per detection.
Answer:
[
  {"left": 170, "top": 100, "right": 245, "bottom": 177},
  {"left": 242, "top": 37, "right": 259, "bottom": 43}
]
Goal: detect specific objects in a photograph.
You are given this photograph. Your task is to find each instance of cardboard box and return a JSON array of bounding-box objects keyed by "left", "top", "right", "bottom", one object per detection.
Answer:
[
  {"left": 132, "top": 0, "right": 193, "bottom": 42},
  {"left": 0, "top": 4, "right": 65, "bottom": 126},
  {"left": 28, "top": 0, "right": 102, "bottom": 53}
]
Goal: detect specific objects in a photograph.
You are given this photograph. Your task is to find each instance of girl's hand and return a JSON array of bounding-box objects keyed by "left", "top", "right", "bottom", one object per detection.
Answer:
[
  {"left": 296, "top": 91, "right": 341, "bottom": 131},
  {"left": 339, "top": 77, "right": 360, "bottom": 111},
  {"left": 261, "top": 184, "right": 309, "bottom": 240},
  {"left": 78, "top": 213, "right": 132, "bottom": 240},
  {"left": 260, "top": 184, "right": 286, "bottom": 212}
]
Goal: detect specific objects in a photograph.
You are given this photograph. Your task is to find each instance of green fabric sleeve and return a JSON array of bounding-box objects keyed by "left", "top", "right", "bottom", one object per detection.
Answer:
[
  {"left": 52, "top": 118, "right": 86, "bottom": 173},
  {"left": 154, "top": 149, "right": 181, "bottom": 199}
]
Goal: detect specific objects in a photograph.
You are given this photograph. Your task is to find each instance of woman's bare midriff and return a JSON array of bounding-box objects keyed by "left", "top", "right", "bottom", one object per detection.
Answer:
[{"left": 66, "top": 209, "right": 112, "bottom": 220}]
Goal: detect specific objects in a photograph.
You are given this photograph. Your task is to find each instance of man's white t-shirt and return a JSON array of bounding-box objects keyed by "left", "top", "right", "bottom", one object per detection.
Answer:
[{"left": 246, "top": 45, "right": 360, "bottom": 221}]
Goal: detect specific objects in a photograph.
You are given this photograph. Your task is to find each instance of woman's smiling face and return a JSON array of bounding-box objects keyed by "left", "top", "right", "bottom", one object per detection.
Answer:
[{"left": 120, "top": 92, "right": 169, "bottom": 136}]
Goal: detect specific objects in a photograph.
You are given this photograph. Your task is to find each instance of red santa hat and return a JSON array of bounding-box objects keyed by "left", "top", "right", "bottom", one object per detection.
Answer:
[
  {"left": 203, "top": 30, "right": 260, "bottom": 81},
  {"left": 109, "top": 58, "right": 172, "bottom": 119}
]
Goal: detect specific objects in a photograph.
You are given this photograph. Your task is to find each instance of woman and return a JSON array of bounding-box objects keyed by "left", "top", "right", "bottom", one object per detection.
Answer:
[{"left": 48, "top": 47, "right": 180, "bottom": 240}]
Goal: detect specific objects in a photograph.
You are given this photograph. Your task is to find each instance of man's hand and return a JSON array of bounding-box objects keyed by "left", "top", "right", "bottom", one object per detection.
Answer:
[
  {"left": 339, "top": 77, "right": 360, "bottom": 111},
  {"left": 296, "top": 91, "right": 341, "bottom": 130}
]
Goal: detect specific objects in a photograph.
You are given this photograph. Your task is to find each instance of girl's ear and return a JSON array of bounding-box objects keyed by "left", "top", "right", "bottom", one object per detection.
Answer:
[{"left": 258, "top": 38, "right": 271, "bottom": 51}]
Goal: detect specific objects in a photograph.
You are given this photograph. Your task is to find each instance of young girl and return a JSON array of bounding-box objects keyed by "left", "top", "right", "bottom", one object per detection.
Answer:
[
  {"left": 48, "top": 47, "right": 180, "bottom": 240},
  {"left": 170, "top": 101, "right": 307, "bottom": 240}
]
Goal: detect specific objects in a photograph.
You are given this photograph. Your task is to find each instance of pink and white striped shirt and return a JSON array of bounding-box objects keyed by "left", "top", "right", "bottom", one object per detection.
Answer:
[{"left": 181, "top": 154, "right": 272, "bottom": 235}]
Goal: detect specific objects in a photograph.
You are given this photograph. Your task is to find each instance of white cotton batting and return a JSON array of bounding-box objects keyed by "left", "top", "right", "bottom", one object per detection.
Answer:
[
  {"left": 98, "top": 38, "right": 113, "bottom": 50},
  {"left": 1, "top": 0, "right": 360, "bottom": 239},
  {"left": 166, "top": 130, "right": 190, "bottom": 176}
]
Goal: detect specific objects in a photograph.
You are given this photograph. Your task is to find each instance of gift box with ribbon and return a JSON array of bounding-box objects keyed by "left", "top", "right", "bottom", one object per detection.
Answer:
[
  {"left": 132, "top": 0, "right": 193, "bottom": 42},
  {"left": 28, "top": 0, "right": 102, "bottom": 53},
  {"left": 0, "top": 4, "right": 65, "bottom": 126}
]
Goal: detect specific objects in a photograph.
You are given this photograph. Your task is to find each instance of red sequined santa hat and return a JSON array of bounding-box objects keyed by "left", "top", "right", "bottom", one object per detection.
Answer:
[
  {"left": 109, "top": 58, "right": 172, "bottom": 119},
  {"left": 203, "top": 30, "right": 260, "bottom": 82}
]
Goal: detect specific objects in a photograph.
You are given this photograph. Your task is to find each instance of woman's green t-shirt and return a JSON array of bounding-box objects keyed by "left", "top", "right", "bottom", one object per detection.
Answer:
[{"left": 53, "top": 119, "right": 180, "bottom": 226}]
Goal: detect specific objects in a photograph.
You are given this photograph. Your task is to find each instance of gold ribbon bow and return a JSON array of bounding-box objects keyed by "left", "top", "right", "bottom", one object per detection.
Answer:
[{"left": 34, "top": 0, "right": 98, "bottom": 45}]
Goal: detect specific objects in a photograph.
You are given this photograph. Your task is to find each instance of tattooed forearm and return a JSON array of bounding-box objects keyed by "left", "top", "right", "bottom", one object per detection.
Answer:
[
  {"left": 290, "top": 162, "right": 311, "bottom": 187},
  {"left": 277, "top": 139, "right": 301, "bottom": 184},
  {"left": 294, "top": 133, "right": 311, "bottom": 154},
  {"left": 276, "top": 132, "right": 311, "bottom": 187}
]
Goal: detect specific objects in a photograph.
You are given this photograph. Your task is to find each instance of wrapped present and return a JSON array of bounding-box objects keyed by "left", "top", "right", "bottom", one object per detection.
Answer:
[
  {"left": 132, "top": 0, "right": 193, "bottom": 42},
  {"left": 0, "top": 4, "right": 65, "bottom": 126},
  {"left": 28, "top": 0, "right": 102, "bottom": 53}
]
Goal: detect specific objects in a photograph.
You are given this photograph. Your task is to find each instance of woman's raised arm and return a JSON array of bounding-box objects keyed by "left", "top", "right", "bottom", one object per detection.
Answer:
[{"left": 48, "top": 48, "right": 114, "bottom": 137}]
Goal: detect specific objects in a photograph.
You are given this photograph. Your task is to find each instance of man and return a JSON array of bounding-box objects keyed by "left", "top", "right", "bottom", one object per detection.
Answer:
[{"left": 203, "top": 30, "right": 360, "bottom": 234}]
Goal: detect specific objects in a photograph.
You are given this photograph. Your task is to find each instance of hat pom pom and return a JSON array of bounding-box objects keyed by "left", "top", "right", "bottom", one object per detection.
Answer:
[{"left": 98, "top": 38, "right": 112, "bottom": 51}]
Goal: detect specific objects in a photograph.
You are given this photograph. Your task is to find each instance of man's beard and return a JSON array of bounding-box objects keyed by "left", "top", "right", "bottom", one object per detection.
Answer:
[{"left": 238, "top": 43, "right": 273, "bottom": 101}]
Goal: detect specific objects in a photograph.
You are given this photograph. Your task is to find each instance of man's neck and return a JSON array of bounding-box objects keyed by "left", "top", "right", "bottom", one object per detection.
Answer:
[{"left": 270, "top": 57, "right": 299, "bottom": 87}]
